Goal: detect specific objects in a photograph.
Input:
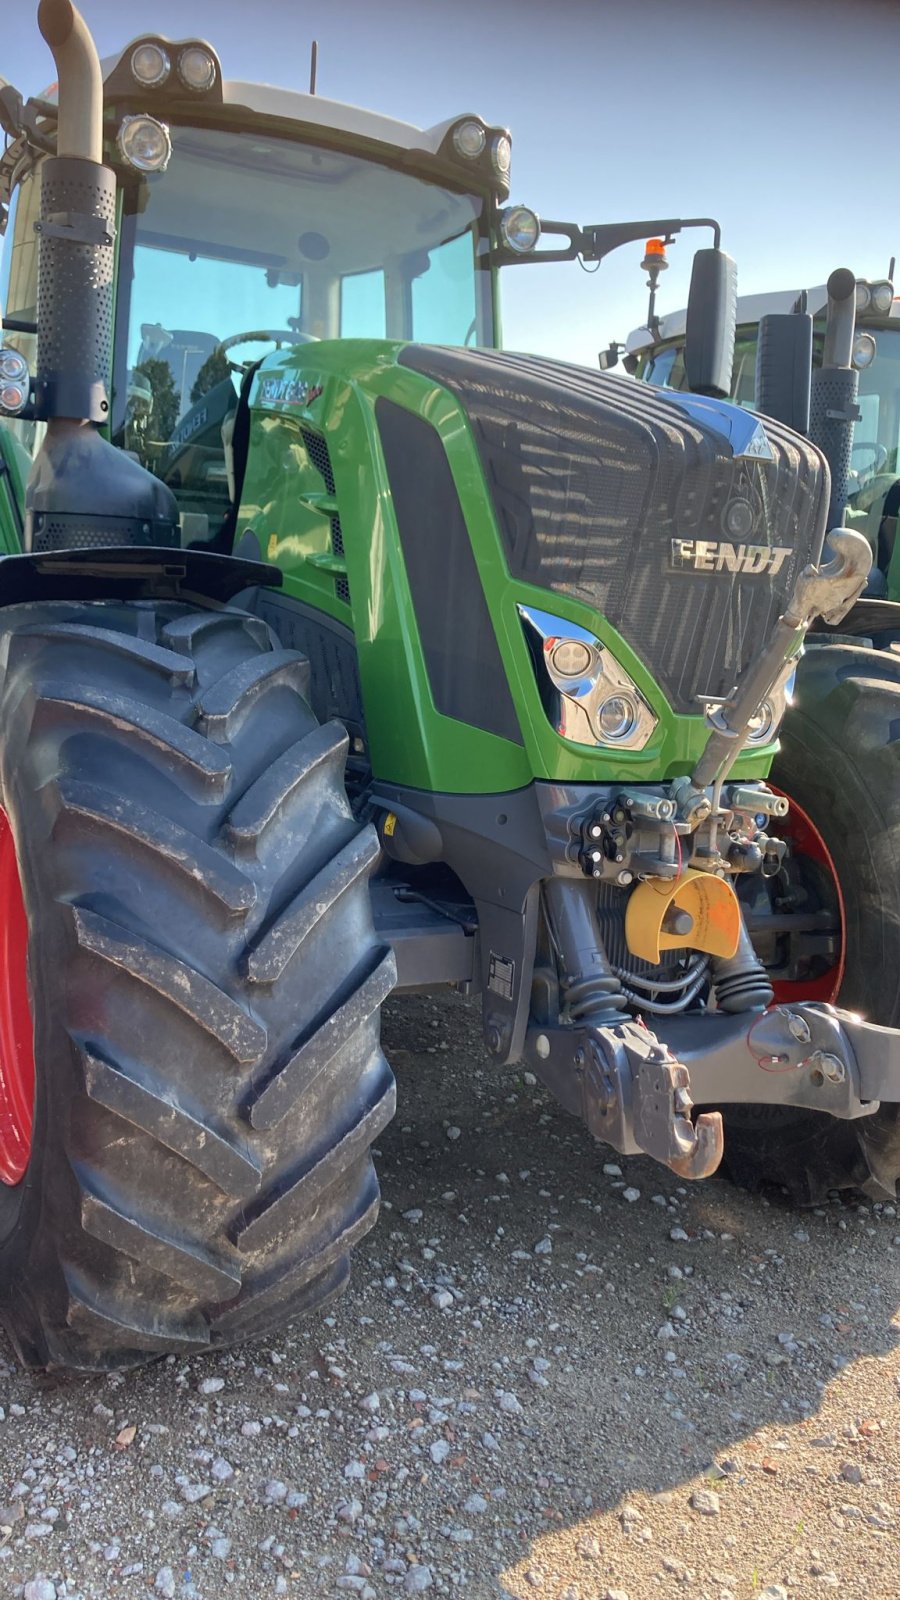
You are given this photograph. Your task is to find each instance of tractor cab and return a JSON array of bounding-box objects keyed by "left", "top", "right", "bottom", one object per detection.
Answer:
[
  {"left": 0, "top": 32, "right": 731, "bottom": 555},
  {"left": 0, "top": 34, "right": 511, "bottom": 543}
]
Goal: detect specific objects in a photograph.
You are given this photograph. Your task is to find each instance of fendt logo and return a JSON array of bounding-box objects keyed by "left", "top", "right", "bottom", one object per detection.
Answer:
[{"left": 670, "top": 539, "right": 791, "bottom": 576}]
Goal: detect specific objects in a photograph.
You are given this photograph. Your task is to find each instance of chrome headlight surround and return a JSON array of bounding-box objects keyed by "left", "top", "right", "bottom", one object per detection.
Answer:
[{"left": 519, "top": 605, "right": 658, "bottom": 751}]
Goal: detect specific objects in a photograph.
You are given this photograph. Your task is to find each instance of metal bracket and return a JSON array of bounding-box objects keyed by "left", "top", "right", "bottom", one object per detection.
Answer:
[{"left": 34, "top": 212, "right": 116, "bottom": 248}]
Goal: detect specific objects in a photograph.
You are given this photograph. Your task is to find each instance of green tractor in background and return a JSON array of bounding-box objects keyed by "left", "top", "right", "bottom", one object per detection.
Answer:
[{"left": 1, "top": 0, "right": 900, "bottom": 1375}]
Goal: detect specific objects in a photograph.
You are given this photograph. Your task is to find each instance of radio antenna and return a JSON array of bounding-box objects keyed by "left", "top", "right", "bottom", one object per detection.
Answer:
[{"left": 309, "top": 41, "right": 318, "bottom": 95}]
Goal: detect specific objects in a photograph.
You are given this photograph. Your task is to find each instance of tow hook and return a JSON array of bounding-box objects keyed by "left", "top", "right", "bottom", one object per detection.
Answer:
[
  {"left": 527, "top": 1016, "right": 725, "bottom": 1180},
  {"left": 583, "top": 1020, "right": 725, "bottom": 1179}
]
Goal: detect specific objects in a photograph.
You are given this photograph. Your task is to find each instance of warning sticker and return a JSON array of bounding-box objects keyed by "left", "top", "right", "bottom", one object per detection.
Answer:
[{"left": 488, "top": 953, "right": 515, "bottom": 1001}]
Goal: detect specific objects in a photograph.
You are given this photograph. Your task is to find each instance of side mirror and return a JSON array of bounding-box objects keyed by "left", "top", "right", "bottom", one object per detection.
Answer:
[
  {"left": 598, "top": 342, "right": 620, "bottom": 371},
  {"left": 684, "top": 248, "right": 737, "bottom": 399},
  {"left": 754, "top": 313, "right": 813, "bottom": 435}
]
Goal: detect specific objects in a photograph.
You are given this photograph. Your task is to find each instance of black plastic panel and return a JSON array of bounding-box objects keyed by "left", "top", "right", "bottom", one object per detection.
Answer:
[
  {"left": 376, "top": 397, "right": 522, "bottom": 746},
  {"left": 399, "top": 346, "right": 828, "bottom": 714}
]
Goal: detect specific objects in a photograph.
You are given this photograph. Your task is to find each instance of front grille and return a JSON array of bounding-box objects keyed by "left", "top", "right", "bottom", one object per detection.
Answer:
[
  {"left": 302, "top": 426, "right": 350, "bottom": 607},
  {"left": 301, "top": 426, "right": 335, "bottom": 493},
  {"left": 399, "top": 347, "right": 828, "bottom": 714}
]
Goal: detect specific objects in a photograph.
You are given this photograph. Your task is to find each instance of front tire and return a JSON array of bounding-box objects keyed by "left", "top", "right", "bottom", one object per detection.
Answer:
[
  {"left": 724, "top": 643, "right": 900, "bottom": 1203},
  {"left": 0, "top": 599, "right": 395, "bottom": 1371}
]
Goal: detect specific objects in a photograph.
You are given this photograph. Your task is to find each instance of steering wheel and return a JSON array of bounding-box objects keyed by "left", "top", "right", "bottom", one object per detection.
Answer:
[
  {"left": 219, "top": 328, "right": 318, "bottom": 373},
  {"left": 851, "top": 439, "right": 889, "bottom": 476}
]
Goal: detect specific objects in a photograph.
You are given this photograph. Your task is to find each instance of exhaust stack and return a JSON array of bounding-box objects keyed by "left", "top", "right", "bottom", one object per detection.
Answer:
[
  {"left": 25, "top": 0, "right": 178, "bottom": 553},
  {"left": 32, "top": 0, "right": 114, "bottom": 426}
]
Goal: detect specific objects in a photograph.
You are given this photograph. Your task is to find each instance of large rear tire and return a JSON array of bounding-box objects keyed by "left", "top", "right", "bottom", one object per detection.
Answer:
[
  {"left": 723, "top": 643, "right": 900, "bottom": 1203},
  {"left": 0, "top": 599, "right": 395, "bottom": 1371}
]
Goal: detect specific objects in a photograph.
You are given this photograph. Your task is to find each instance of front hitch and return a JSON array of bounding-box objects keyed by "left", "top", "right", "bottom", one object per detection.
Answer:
[{"left": 523, "top": 998, "right": 898, "bottom": 1181}]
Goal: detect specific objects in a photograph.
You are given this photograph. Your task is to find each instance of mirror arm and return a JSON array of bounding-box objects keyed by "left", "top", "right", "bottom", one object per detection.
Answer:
[{"left": 495, "top": 215, "right": 722, "bottom": 269}]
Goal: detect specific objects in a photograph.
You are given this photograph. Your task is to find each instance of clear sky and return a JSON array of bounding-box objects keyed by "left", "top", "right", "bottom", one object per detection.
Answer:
[{"left": 4, "top": 0, "right": 899, "bottom": 364}]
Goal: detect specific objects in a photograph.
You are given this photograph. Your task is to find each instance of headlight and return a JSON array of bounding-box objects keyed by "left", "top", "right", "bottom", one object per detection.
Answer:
[
  {"left": 852, "top": 332, "right": 877, "bottom": 370},
  {"left": 855, "top": 281, "right": 871, "bottom": 314},
  {"left": 452, "top": 119, "right": 486, "bottom": 159},
  {"left": 491, "top": 133, "right": 512, "bottom": 178},
  {"left": 596, "top": 694, "right": 639, "bottom": 742},
  {"left": 868, "top": 279, "right": 894, "bottom": 315},
  {"left": 178, "top": 45, "right": 218, "bottom": 92},
  {"left": 709, "top": 662, "right": 797, "bottom": 747},
  {"left": 117, "top": 114, "right": 172, "bottom": 172},
  {"left": 745, "top": 699, "right": 777, "bottom": 744},
  {"left": 499, "top": 205, "right": 541, "bottom": 255},
  {"left": 130, "top": 41, "right": 170, "bottom": 86},
  {"left": 519, "top": 605, "right": 658, "bottom": 751},
  {"left": 549, "top": 637, "right": 593, "bottom": 678},
  {"left": 0, "top": 349, "right": 29, "bottom": 384},
  {"left": 0, "top": 373, "right": 29, "bottom": 415}
]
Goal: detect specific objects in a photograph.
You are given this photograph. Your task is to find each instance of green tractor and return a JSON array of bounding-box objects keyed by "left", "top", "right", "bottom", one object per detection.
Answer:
[{"left": 1, "top": 0, "right": 899, "bottom": 1375}]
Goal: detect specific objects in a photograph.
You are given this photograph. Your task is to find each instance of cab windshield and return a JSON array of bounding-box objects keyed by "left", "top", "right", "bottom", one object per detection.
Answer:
[{"left": 111, "top": 124, "right": 495, "bottom": 444}]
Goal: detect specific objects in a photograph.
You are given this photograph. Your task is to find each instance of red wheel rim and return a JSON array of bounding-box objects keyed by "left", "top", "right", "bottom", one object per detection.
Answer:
[
  {"left": 0, "top": 808, "right": 34, "bottom": 1185},
  {"left": 770, "top": 787, "right": 845, "bottom": 1005}
]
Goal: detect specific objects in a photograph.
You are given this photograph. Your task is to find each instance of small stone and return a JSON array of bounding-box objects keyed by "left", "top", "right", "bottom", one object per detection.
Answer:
[
  {"left": 24, "top": 1584, "right": 57, "bottom": 1600},
  {"left": 657, "top": 1321, "right": 676, "bottom": 1340},
  {"left": 603, "top": 1163, "right": 623, "bottom": 1177},
  {"left": 498, "top": 1390, "right": 523, "bottom": 1414},
  {"left": 622, "top": 1187, "right": 641, "bottom": 1203},
  {"left": 198, "top": 1376, "right": 225, "bottom": 1395},
  {"left": 534, "top": 1236, "right": 553, "bottom": 1255},
  {"left": 465, "top": 1493, "right": 489, "bottom": 1512},
  {"left": 446, "top": 1126, "right": 461, "bottom": 1141},
  {"left": 403, "top": 1209, "right": 423, "bottom": 1223},
  {"left": 241, "top": 1420, "right": 262, "bottom": 1437},
  {"left": 840, "top": 1461, "right": 863, "bottom": 1483},
  {"left": 264, "top": 1478, "right": 289, "bottom": 1501},
  {"left": 604, "top": 1590, "right": 631, "bottom": 1600},
  {"left": 670, "top": 1226, "right": 689, "bottom": 1242},
  {"left": 155, "top": 1569, "right": 177, "bottom": 1599},
  {"left": 432, "top": 1290, "right": 454, "bottom": 1311},
  {"left": 405, "top": 1566, "right": 433, "bottom": 1593},
  {"left": 211, "top": 1457, "right": 234, "bottom": 1482},
  {"left": 360, "top": 1391, "right": 380, "bottom": 1413},
  {"left": 178, "top": 1481, "right": 212, "bottom": 1504},
  {"left": 430, "top": 1439, "right": 450, "bottom": 1464},
  {"left": 755, "top": 1589, "right": 789, "bottom": 1600},
  {"left": 690, "top": 1488, "right": 721, "bottom": 1516}
]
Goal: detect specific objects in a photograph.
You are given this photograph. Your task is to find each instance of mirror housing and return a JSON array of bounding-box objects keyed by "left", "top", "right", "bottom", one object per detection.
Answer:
[{"left": 684, "top": 248, "right": 737, "bottom": 399}]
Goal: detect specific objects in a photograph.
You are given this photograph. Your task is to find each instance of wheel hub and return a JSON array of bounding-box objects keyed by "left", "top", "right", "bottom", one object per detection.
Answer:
[{"left": 0, "top": 808, "right": 34, "bottom": 1185}]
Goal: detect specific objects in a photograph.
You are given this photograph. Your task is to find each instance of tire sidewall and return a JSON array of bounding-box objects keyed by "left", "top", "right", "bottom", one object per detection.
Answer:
[{"left": 771, "top": 643, "right": 900, "bottom": 1026}]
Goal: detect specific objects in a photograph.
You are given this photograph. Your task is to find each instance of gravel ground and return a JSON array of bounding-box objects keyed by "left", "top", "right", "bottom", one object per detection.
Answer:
[{"left": 1, "top": 991, "right": 898, "bottom": 1600}]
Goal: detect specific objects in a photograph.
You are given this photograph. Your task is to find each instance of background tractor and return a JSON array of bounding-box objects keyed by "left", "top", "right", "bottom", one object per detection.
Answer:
[{"left": 1, "top": 0, "right": 900, "bottom": 1374}]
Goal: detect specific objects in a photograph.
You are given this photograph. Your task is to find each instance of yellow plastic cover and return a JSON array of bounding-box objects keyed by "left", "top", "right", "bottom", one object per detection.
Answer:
[{"left": 624, "top": 868, "right": 742, "bottom": 965}]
